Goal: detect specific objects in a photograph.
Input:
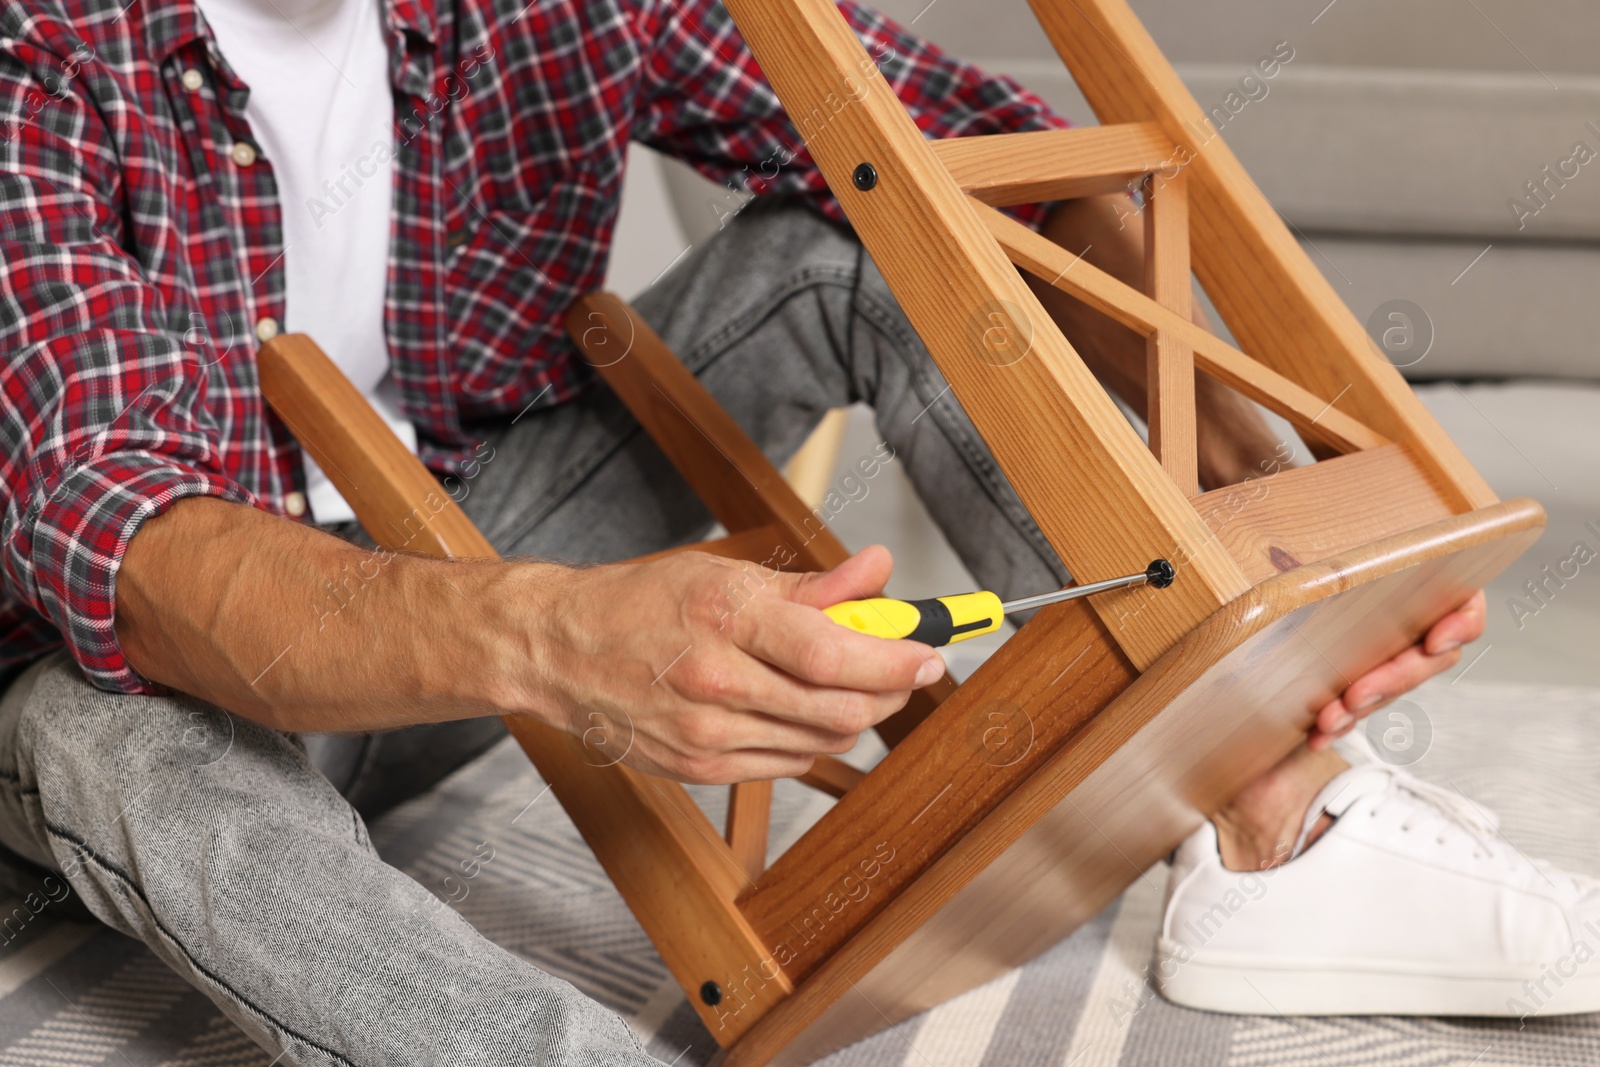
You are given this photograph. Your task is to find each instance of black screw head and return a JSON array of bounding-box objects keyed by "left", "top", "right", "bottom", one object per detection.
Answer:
[
  {"left": 1146, "top": 559, "right": 1176, "bottom": 588},
  {"left": 852, "top": 162, "right": 878, "bottom": 191},
  {"left": 699, "top": 981, "right": 722, "bottom": 1006}
]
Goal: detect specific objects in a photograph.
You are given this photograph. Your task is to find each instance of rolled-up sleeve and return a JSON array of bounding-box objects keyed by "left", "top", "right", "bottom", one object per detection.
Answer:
[{"left": 0, "top": 48, "right": 252, "bottom": 692}]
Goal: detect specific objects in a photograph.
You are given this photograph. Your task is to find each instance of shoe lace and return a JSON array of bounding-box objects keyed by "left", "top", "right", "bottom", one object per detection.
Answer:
[
  {"left": 1373, "top": 766, "right": 1585, "bottom": 892},
  {"left": 1380, "top": 767, "right": 1497, "bottom": 837}
]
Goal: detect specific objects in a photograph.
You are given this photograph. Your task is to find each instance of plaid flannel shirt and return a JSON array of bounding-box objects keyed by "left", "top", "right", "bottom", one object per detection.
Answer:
[{"left": 0, "top": 0, "right": 1068, "bottom": 693}]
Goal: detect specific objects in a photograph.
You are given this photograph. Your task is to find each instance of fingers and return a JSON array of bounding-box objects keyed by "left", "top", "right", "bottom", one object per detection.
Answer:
[
  {"left": 1319, "top": 593, "right": 1482, "bottom": 731},
  {"left": 626, "top": 547, "right": 933, "bottom": 778},
  {"left": 780, "top": 545, "right": 895, "bottom": 609},
  {"left": 1307, "top": 695, "right": 1355, "bottom": 750},
  {"left": 687, "top": 751, "right": 818, "bottom": 786},
  {"left": 1309, "top": 695, "right": 1348, "bottom": 746},
  {"left": 668, "top": 645, "right": 912, "bottom": 738},
  {"left": 555, "top": 550, "right": 930, "bottom": 785},
  {"left": 735, "top": 594, "right": 944, "bottom": 693},
  {"left": 1424, "top": 590, "right": 1486, "bottom": 655},
  {"left": 1341, "top": 641, "right": 1462, "bottom": 718},
  {"left": 630, "top": 744, "right": 821, "bottom": 786},
  {"left": 749, "top": 546, "right": 948, "bottom": 696},
  {"left": 722, "top": 544, "right": 950, "bottom": 691},
  {"left": 1307, "top": 621, "right": 1472, "bottom": 749},
  {"left": 665, "top": 699, "right": 866, "bottom": 758}
]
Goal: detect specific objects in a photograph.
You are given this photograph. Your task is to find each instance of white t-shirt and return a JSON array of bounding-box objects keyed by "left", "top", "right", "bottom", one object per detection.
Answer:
[{"left": 201, "top": 0, "right": 416, "bottom": 525}]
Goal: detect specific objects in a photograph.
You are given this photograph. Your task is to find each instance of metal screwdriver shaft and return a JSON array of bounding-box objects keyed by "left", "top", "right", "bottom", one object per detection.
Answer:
[
  {"left": 1001, "top": 558, "right": 1176, "bottom": 614},
  {"left": 824, "top": 559, "right": 1176, "bottom": 647}
]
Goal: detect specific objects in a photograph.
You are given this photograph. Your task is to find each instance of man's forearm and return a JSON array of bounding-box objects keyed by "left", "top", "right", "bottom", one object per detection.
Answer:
[
  {"left": 115, "top": 496, "right": 541, "bottom": 733},
  {"left": 113, "top": 496, "right": 941, "bottom": 784}
]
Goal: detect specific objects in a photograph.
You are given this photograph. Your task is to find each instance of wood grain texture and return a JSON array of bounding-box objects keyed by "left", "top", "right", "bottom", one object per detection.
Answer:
[
  {"left": 719, "top": 0, "right": 1252, "bottom": 672},
  {"left": 727, "top": 780, "right": 775, "bottom": 881},
  {"left": 567, "top": 293, "right": 958, "bottom": 736},
  {"left": 977, "top": 202, "right": 1386, "bottom": 456},
  {"left": 737, "top": 597, "right": 1134, "bottom": 985},
  {"left": 504, "top": 723, "right": 796, "bottom": 1046},
  {"left": 569, "top": 293, "right": 841, "bottom": 563},
  {"left": 726, "top": 498, "right": 1546, "bottom": 1065},
  {"left": 793, "top": 755, "right": 866, "bottom": 799},
  {"left": 1194, "top": 443, "right": 1456, "bottom": 583},
  {"left": 628, "top": 525, "right": 791, "bottom": 566},
  {"left": 258, "top": 334, "right": 497, "bottom": 558},
  {"left": 1143, "top": 170, "right": 1198, "bottom": 495},
  {"left": 1024, "top": 0, "right": 1495, "bottom": 510},
  {"left": 782, "top": 408, "right": 850, "bottom": 508},
  {"left": 931, "top": 123, "right": 1173, "bottom": 206},
  {"left": 258, "top": 334, "right": 788, "bottom": 1043},
  {"left": 263, "top": 0, "right": 1531, "bottom": 1050}
]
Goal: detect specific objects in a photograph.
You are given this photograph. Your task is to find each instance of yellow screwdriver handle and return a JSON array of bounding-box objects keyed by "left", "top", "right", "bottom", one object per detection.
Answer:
[{"left": 823, "top": 591, "right": 1004, "bottom": 647}]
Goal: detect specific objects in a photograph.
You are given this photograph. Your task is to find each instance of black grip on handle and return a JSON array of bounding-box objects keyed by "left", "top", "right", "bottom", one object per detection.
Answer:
[{"left": 901, "top": 597, "right": 955, "bottom": 647}]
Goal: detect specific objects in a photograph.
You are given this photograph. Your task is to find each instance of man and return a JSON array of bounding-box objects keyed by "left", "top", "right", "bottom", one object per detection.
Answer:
[{"left": 0, "top": 0, "right": 1593, "bottom": 1062}]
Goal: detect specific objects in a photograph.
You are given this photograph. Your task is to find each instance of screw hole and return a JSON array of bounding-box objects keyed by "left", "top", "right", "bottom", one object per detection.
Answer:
[{"left": 853, "top": 162, "right": 878, "bottom": 191}]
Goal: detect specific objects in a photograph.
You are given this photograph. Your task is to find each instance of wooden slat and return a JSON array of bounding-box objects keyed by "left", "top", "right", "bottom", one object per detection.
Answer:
[
  {"left": 726, "top": 498, "right": 1546, "bottom": 1065},
  {"left": 930, "top": 123, "right": 1174, "bottom": 206},
  {"left": 736, "top": 596, "right": 1134, "bottom": 986},
  {"left": 568, "top": 294, "right": 957, "bottom": 741},
  {"left": 1194, "top": 443, "right": 1455, "bottom": 584},
  {"left": 258, "top": 335, "right": 494, "bottom": 559},
  {"left": 719, "top": 0, "right": 1252, "bottom": 672},
  {"left": 726, "top": 780, "right": 774, "bottom": 881},
  {"left": 629, "top": 525, "right": 795, "bottom": 567},
  {"left": 976, "top": 202, "right": 1387, "bottom": 455},
  {"left": 792, "top": 755, "right": 865, "bottom": 798},
  {"left": 258, "top": 334, "right": 790, "bottom": 1043},
  {"left": 1143, "top": 171, "right": 1197, "bottom": 495},
  {"left": 783, "top": 408, "right": 850, "bottom": 508},
  {"left": 570, "top": 294, "right": 839, "bottom": 557},
  {"left": 1023, "top": 0, "right": 1495, "bottom": 511},
  {"left": 508, "top": 726, "right": 795, "bottom": 1045}
]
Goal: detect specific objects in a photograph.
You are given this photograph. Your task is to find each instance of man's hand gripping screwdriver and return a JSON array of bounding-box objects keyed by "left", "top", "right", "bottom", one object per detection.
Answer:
[{"left": 824, "top": 559, "right": 1176, "bottom": 647}]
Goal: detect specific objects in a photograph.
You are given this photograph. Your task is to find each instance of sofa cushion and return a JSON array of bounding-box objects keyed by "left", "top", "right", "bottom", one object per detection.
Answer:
[
  {"left": 1295, "top": 234, "right": 1600, "bottom": 381},
  {"left": 991, "top": 59, "right": 1600, "bottom": 242}
]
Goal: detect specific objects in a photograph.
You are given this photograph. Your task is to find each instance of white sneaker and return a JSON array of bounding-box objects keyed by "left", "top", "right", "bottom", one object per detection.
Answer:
[{"left": 1155, "top": 761, "right": 1600, "bottom": 1018}]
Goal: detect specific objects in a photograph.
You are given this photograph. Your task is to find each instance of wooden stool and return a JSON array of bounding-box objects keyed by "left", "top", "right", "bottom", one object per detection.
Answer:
[{"left": 260, "top": 0, "right": 1542, "bottom": 1061}]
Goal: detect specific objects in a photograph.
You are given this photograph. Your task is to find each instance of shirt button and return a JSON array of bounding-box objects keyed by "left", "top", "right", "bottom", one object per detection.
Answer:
[
  {"left": 230, "top": 142, "right": 258, "bottom": 167},
  {"left": 255, "top": 316, "right": 279, "bottom": 342},
  {"left": 181, "top": 68, "right": 204, "bottom": 91},
  {"left": 284, "top": 491, "right": 308, "bottom": 518}
]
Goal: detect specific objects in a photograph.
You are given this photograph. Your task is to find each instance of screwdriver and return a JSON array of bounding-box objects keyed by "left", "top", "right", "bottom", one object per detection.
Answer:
[{"left": 824, "top": 559, "right": 1175, "bottom": 647}]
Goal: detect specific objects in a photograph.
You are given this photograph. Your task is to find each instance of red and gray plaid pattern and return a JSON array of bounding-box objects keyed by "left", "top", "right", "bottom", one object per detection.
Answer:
[{"left": 0, "top": 0, "right": 1068, "bottom": 692}]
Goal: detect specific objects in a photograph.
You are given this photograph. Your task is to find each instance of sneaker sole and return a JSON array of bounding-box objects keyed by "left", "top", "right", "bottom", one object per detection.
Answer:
[{"left": 1156, "top": 939, "right": 1600, "bottom": 1017}]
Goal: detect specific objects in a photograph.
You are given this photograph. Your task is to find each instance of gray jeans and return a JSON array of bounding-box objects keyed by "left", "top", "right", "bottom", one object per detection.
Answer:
[{"left": 0, "top": 200, "right": 1066, "bottom": 1065}]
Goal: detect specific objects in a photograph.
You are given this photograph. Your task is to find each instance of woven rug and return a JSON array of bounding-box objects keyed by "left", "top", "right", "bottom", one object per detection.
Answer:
[{"left": 2, "top": 679, "right": 1598, "bottom": 1066}]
